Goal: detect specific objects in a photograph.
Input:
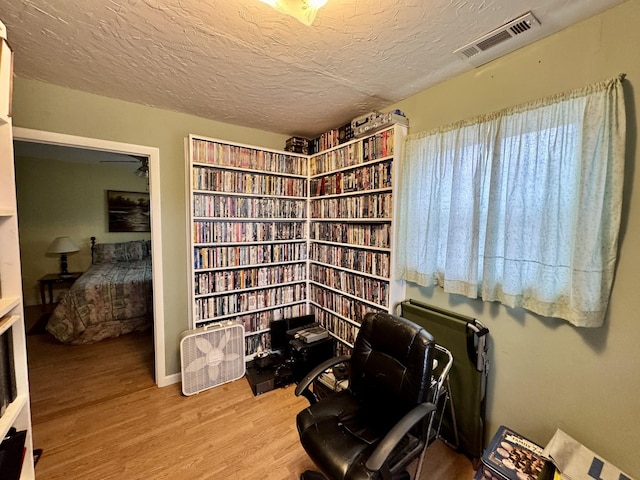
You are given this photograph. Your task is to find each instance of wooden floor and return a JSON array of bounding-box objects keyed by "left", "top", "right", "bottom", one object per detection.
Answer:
[{"left": 26, "top": 309, "right": 476, "bottom": 479}]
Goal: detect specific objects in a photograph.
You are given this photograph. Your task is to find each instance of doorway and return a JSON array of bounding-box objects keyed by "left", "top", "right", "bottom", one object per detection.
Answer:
[{"left": 12, "top": 127, "right": 167, "bottom": 385}]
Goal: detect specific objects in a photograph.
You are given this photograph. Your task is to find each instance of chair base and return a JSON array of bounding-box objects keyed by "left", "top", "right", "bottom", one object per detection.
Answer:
[
  {"left": 300, "top": 469, "right": 411, "bottom": 480},
  {"left": 300, "top": 471, "right": 327, "bottom": 480}
]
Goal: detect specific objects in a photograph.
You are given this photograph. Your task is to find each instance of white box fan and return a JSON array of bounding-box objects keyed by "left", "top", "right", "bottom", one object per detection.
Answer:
[{"left": 180, "top": 321, "right": 246, "bottom": 396}]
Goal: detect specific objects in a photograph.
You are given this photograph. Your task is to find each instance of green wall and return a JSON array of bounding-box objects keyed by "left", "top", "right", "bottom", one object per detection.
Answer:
[
  {"left": 11, "top": 81, "right": 288, "bottom": 382},
  {"left": 393, "top": 0, "right": 640, "bottom": 475},
  {"left": 10, "top": 0, "right": 640, "bottom": 475},
  {"left": 15, "top": 156, "right": 150, "bottom": 305}
]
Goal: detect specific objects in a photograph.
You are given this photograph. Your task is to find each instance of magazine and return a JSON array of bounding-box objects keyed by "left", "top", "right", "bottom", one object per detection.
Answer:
[{"left": 476, "top": 425, "right": 545, "bottom": 480}]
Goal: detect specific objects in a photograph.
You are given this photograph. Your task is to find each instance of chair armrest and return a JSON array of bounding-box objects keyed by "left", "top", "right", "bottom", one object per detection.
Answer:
[
  {"left": 365, "top": 402, "right": 436, "bottom": 472},
  {"left": 294, "top": 355, "right": 351, "bottom": 402}
]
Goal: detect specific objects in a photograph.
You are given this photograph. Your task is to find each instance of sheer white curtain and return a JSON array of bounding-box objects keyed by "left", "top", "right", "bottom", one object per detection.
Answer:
[{"left": 396, "top": 76, "right": 626, "bottom": 327}]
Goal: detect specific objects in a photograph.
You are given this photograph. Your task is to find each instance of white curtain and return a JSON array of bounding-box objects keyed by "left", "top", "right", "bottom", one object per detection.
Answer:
[{"left": 396, "top": 76, "right": 626, "bottom": 327}]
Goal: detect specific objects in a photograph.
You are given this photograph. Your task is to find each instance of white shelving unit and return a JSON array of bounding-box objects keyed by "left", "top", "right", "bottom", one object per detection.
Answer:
[
  {"left": 0, "top": 21, "right": 35, "bottom": 479},
  {"left": 186, "top": 126, "right": 407, "bottom": 360},
  {"left": 307, "top": 125, "right": 407, "bottom": 353},
  {"left": 186, "top": 135, "right": 310, "bottom": 359}
]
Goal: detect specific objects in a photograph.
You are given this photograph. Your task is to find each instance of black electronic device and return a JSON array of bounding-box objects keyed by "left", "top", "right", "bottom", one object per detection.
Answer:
[
  {"left": 245, "top": 360, "right": 275, "bottom": 396},
  {"left": 270, "top": 314, "right": 315, "bottom": 353},
  {"left": 253, "top": 352, "right": 283, "bottom": 371},
  {"left": 289, "top": 336, "right": 334, "bottom": 382}
]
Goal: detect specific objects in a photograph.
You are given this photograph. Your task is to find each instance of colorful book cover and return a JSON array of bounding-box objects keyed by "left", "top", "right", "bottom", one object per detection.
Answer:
[{"left": 478, "top": 425, "right": 546, "bottom": 480}]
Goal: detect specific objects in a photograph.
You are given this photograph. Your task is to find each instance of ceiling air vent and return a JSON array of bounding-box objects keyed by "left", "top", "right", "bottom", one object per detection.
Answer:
[{"left": 454, "top": 12, "right": 541, "bottom": 67}]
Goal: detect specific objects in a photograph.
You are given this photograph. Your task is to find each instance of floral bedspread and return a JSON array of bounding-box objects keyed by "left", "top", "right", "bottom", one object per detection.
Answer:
[{"left": 46, "top": 258, "right": 153, "bottom": 345}]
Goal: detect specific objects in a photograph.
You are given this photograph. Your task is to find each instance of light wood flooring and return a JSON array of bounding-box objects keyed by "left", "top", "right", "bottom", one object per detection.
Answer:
[{"left": 25, "top": 307, "right": 476, "bottom": 479}]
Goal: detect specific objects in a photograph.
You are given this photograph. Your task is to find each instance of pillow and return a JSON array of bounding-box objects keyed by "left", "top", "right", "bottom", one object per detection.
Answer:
[{"left": 93, "top": 240, "right": 150, "bottom": 263}]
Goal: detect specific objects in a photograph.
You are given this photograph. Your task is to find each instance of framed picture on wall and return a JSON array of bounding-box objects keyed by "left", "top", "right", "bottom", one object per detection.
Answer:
[{"left": 107, "top": 190, "right": 151, "bottom": 232}]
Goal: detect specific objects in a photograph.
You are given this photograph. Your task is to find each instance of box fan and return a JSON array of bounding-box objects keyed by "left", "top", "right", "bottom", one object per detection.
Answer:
[{"left": 180, "top": 321, "right": 246, "bottom": 396}]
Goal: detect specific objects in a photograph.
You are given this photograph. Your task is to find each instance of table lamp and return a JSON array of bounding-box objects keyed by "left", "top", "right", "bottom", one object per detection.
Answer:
[{"left": 47, "top": 236, "right": 80, "bottom": 276}]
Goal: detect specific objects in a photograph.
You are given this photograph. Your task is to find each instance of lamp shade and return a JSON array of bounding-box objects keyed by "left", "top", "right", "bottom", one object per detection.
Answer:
[{"left": 47, "top": 236, "right": 80, "bottom": 254}]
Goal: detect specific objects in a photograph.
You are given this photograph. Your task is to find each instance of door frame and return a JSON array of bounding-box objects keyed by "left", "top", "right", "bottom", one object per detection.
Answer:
[{"left": 13, "top": 127, "right": 169, "bottom": 386}]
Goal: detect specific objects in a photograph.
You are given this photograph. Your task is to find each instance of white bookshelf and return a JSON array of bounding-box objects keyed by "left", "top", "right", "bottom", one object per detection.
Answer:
[
  {"left": 187, "top": 135, "right": 310, "bottom": 359},
  {"left": 0, "top": 22, "right": 35, "bottom": 479},
  {"left": 307, "top": 125, "right": 407, "bottom": 353},
  {"left": 186, "top": 126, "right": 407, "bottom": 359}
]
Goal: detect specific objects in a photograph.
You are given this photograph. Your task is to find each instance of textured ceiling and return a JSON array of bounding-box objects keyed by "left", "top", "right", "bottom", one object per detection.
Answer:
[{"left": 1, "top": 0, "right": 627, "bottom": 138}]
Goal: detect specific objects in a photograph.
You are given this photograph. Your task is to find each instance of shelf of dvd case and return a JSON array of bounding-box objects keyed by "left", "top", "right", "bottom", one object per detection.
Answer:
[
  {"left": 192, "top": 166, "right": 307, "bottom": 197},
  {"left": 310, "top": 239, "right": 391, "bottom": 253},
  {"left": 309, "top": 155, "right": 392, "bottom": 180},
  {"left": 194, "top": 217, "right": 307, "bottom": 223},
  {"left": 309, "top": 282, "right": 387, "bottom": 318},
  {"left": 192, "top": 162, "right": 307, "bottom": 179},
  {"left": 195, "top": 283, "right": 307, "bottom": 322},
  {"left": 309, "top": 243, "right": 390, "bottom": 277},
  {"left": 195, "top": 268, "right": 307, "bottom": 296},
  {"left": 193, "top": 220, "right": 305, "bottom": 244},
  {"left": 194, "top": 242, "right": 307, "bottom": 270},
  {"left": 309, "top": 128, "right": 395, "bottom": 175},
  {"left": 198, "top": 303, "right": 308, "bottom": 335},
  {"left": 309, "top": 301, "right": 364, "bottom": 328},
  {"left": 310, "top": 159, "right": 393, "bottom": 196},
  {"left": 309, "top": 264, "right": 389, "bottom": 306},
  {"left": 193, "top": 193, "right": 307, "bottom": 218},
  {"left": 310, "top": 259, "right": 389, "bottom": 282},
  {"left": 197, "top": 259, "right": 306, "bottom": 274},
  {"left": 309, "top": 191, "right": 392, "bottom": 219},
  {"left": 196, "top": 299, "right": 307, "bottom": 326},
  {"left": 309, "top": 222, "right": 391, "bottom": 248},
  {"left": 310, "top": 302, "right": 385, "bottom": 348},
  {"left": 309, "top": 186, "right": 392, "bottom": 201},
  {"left": 310, "top": 218, "right": 392, "bottom": 224},
  {"left": 246, "top": 331, "right": 270, "bottom": 358},
  {"left": 191, "top": 137, "right": 308, "bottom": 176}
]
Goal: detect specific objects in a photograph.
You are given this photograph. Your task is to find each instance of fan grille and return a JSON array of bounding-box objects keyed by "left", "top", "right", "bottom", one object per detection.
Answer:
[{"left": 180, "top": 322, "right": 246, "bottom": 396}]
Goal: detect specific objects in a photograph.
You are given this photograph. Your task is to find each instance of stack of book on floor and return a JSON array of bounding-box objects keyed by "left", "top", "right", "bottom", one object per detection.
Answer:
[
  {"left": 476, "top": 426, "right": 637, "bottom": 480},
  {"left": 474, "top": 425, "right": 545, "bottom": 480}
]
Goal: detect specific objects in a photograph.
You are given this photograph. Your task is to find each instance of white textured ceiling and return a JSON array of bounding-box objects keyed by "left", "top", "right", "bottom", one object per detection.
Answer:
[{"left": 1, "top": 0, "right": 627, "bottom": 138}]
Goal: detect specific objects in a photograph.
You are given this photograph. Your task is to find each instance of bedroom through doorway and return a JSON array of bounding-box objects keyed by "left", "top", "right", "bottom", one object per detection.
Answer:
[{"left": 11, "top": 127, "right": 166, "bottom": 387}]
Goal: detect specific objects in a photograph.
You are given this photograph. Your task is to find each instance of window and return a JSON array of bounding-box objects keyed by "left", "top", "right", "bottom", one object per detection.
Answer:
[{"left": 396, "top": 76, "right": 626, "bottom": 327}]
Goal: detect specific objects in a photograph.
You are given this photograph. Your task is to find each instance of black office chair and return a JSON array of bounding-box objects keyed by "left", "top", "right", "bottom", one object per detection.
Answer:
[{"left": 295, "top": 311, "right": 445, "bottom": 480}]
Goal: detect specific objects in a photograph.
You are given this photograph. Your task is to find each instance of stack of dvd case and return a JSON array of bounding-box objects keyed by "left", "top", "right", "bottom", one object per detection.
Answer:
[{"left": 284, "top": 136, "right": 310, "bottom": 154}]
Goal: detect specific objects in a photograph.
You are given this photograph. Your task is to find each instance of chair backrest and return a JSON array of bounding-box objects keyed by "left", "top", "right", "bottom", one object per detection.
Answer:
[{"left": 350, "top": 312, "right": 435, "bottom": 429}]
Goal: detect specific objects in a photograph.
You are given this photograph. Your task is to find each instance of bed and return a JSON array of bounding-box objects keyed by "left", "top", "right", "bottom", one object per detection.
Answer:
[{"left": 46, "top": 238, "right": 153, "bottom": 345}]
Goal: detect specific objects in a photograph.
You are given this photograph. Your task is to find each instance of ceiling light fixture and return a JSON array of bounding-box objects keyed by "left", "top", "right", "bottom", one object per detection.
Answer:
[{"left": 258, "top": 0, "right": 328, "bottom": 26}]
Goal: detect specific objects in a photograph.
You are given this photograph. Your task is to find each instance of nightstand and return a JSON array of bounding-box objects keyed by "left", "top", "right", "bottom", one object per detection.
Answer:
[{"left": 39, "top": 272, "right": 83, "bottom": 304}]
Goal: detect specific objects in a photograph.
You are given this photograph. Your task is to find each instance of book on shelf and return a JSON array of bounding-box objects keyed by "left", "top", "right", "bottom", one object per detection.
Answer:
[
  {"left": 0, "top": 427, "right": 27, "bottom": 480},
  {"left": 474, "top": 425, "right": 545, "bottom": 480},
  {"left": 0, "top": 328, "right": 17, "bottom": 418}
]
